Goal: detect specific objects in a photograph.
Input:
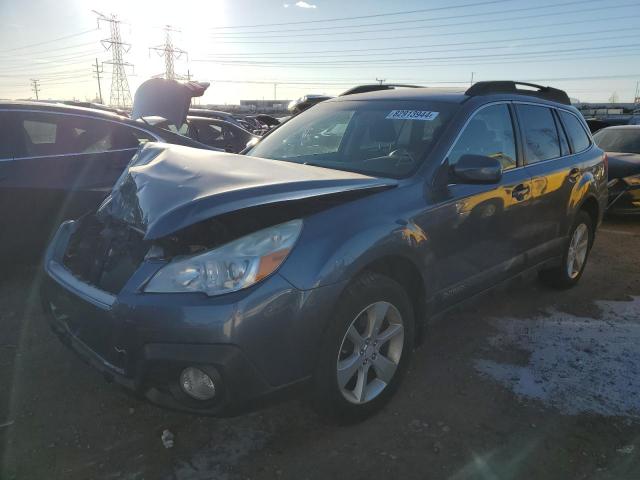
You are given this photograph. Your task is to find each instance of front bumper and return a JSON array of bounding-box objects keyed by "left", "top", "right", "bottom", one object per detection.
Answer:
[{"left": 41, "top": 220, "right": 345, "bottom": 415}]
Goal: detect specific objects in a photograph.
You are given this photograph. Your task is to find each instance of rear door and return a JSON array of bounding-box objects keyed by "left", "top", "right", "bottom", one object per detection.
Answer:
[
  {"left": 424, "top": 103, "right": 534, "bottom": 306},
  {"left": 515, "top": 103, "right": 589, "bottom": 264}
]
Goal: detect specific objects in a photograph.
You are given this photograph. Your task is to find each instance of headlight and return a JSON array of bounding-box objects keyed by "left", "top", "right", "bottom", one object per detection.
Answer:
[
  {"left": 145, "top": 219, "right": 302, "bottom": 296},
  {"left": 623, "top": 173, "right": 640, "bottom": 186}
]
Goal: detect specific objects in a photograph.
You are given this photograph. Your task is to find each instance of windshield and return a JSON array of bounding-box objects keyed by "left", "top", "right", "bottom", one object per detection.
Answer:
[
  {"left": 248, "top": 100, "right": 458, "bottom": 178},
  {"left": 593, "top": 128, "right": 640, "bottom": 154}
]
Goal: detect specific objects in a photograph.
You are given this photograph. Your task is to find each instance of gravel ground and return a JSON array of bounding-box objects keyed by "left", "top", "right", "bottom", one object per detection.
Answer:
[{"left": 1, "top": 217, "right": 639, "bottom": 480}]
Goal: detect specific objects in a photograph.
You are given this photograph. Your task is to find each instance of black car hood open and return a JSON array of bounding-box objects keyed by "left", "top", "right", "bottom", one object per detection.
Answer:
[
  {"left": 100, "top": 143, "right": 397, "bottom": 240},
  {"left": 607, "top": 152, "right": 640, "bottom": 179},
  {"left": 131, "top": 78, "right": 209, "bottom": 128}
]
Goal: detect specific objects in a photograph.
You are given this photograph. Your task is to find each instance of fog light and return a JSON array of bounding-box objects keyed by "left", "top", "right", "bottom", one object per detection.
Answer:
[{"left": 180, "top": 367, "right": 216, "bottom": 400}]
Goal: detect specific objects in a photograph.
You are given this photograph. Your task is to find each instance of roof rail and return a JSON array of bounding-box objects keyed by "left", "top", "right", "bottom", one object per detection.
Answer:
[
  {"left": 340, "top": 84, "right": 424, "bottom": 96},
  {"left": 465, "top": 81, "right": 571, "bottom": 105}
]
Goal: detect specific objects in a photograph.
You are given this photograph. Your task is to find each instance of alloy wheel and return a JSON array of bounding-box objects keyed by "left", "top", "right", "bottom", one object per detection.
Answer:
[
  {"left": 336, "top": 301, "right": 405, "bottom": 404},
  {"left": 567, "top": 223, "right": 589, "bottom": 279}
]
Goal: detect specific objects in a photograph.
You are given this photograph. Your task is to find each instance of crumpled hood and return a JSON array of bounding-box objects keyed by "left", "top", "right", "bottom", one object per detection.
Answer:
[
  {"left": 607, "top": 151, "right": 640, "bottom": 179},
  {"left": 131, "top": 78, "right": 209, "bottom": 127},
  {"left": 100, "top": 143, "right": 397, "bottom": 239}
]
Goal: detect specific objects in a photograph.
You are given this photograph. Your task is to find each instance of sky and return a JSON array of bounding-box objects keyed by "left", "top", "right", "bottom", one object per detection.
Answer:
[{"left": 1, "top": 0, "right": 640, "bottom": 105}]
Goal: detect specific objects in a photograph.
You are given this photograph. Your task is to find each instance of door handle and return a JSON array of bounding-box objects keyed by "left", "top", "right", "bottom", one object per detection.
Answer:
[
  {"left": 568, "top": 167, "right": 580, "bottom": 182},
  {"left": 512, "top": 183, "right": 530, "bottom": 201}
]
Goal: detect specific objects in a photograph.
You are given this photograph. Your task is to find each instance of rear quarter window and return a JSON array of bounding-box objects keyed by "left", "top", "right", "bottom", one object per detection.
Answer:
[{"left": 559, "top": 110, "right": 591, "bottom": 153}]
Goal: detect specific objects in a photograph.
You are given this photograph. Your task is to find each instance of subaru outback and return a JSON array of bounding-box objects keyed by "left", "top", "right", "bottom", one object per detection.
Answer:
[{"left": 41, "top": 81, "right": 607, "bottom": 421}]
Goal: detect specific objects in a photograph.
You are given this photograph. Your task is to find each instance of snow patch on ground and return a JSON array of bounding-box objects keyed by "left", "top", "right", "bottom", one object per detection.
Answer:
[{"left": 476, "top": 297, "right": 640, "bottom": 418}]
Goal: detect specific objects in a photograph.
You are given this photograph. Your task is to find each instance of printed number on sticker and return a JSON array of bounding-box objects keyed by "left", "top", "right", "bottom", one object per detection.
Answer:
[{"left": 386, "top": 110, "right": 439, "bottom": 121}]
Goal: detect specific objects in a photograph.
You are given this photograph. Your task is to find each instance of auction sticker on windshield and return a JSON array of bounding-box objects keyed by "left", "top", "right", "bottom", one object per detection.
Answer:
[{"left": 386, "top": 110, "right": 439, "bottom": 121}]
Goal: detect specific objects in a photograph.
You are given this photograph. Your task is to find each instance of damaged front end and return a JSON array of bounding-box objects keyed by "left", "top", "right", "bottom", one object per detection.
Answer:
[{"left": 40, "top": 142, "right": 396, "bottom": 413}]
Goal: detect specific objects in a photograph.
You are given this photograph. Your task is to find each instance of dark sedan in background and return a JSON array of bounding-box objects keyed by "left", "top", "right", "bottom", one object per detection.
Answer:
[
  {"left": 0, "top": 101, "right": 212, "bottom": 261},
  {"left": 594, "top": 125, "right": 640, "bottom": 214}
]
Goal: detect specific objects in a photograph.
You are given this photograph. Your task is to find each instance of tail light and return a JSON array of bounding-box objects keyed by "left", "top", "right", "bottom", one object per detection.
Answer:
[{"left": 603, "top": 153, "right": 608, "bottom": 174}]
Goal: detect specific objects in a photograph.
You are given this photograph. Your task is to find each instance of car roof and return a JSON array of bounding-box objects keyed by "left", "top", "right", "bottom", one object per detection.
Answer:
[
  {"left": 0, "top": 100, "right": 130, "bottom": 121},
  {"left": 327, "top": 87, "right": 468, "bottom": 103},
  {"left": 327, "top": 85, "right": 573, "bottom": 108}
]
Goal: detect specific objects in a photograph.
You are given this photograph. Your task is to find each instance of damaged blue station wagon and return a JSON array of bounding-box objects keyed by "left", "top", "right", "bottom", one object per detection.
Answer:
[{"left": 41, "top": 82, "right": 608, "bottom": 421}]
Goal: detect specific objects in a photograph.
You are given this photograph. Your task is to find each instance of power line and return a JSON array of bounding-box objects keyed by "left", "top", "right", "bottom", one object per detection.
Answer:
[
  {"left": 96, "top": 11, "right": 133, "bottom": 108},
  {"left": 196, "top": 73, "right": 640, "bottom": 89},
  {"left": 201, "top": 14, "right": 640, "bottom": 57},
  {"left": 4, "top": 29, "right": 97, "bottom": 53},
  {"left": 199, "top": 30, "right": 639, "bottom": 61},
  {"left": 0, "top": 41, "right": 99, "bottom": 60},
  {"left": 193, "top": 49, "right": 640, "bottom": 69},
  {"left": 208, "top": 3, "right": 640, "bottom": 44},
  {"left": 194, "top": 42, "right": 640, "bottom": 66},
  {"left": 210, "top": 0, "right": 613, "bottom": 37},
  {"left": 213, "top": 0, "right": 513, "bottom": 29},
  {"left": 1, "top": 52, "right": 103, "bottom": 72}
]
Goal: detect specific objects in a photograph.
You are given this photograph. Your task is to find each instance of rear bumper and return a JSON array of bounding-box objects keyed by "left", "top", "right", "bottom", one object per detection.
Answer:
[{"left": 41, "top": 220, "right": 344, "bottom": 415}]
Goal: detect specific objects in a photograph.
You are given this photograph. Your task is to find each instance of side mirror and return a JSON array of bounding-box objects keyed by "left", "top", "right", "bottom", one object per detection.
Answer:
[{"left": 452, "top": 154, "right": 503, "bottom": 184}]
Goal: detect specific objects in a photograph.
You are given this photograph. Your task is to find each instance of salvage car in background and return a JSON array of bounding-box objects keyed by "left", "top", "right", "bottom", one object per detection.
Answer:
[
  {"left": 133, "top": 79, "right": 258, "bottom": 152},
  {"left": 288, "top": 94, "right": 333, "bottom": 115},
  {"left": 42, "top": 81, "right": 607, "bottom": 421},
  {"left": 146, "top": 116, "right": 258, "bottom": 153},
  {"left": 593, "top": 125, "right": 640, "bottom": 214},
  {"left": 188, "top": 108, "right": 245, "bottom": 128},
  {"left": 0, "top": 101, "right": 213, "bottom": 261}
]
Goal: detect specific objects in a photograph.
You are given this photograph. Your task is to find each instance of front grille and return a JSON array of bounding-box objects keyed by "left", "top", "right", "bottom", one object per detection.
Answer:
[{"left": 63, "top": 215, "right": 149, "bottom": 295}]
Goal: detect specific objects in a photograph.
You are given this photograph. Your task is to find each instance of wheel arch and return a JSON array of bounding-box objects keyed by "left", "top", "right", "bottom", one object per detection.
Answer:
[
  {"left": 577, "top": 194, "right": 600, "bottom": 234},
  {"left": 354, "top": 254, "right": 428, "bottom": 345}
]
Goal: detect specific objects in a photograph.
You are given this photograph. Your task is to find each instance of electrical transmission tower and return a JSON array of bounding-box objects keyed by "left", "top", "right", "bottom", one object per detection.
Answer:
[
  {"left": 30, "top": 79, "right": 40, "bottom": 100},
  {"left": 94, "top": 11, "right": 133, "bottom": 108},
  {"left": 150, "top": 26, "right": 187, "bottom": 80}
]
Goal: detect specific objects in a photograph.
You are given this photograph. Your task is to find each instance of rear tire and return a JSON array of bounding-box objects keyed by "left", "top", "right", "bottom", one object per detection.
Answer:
[
  {"left": 311, "top": 272, "right": 414, "bottom": 423},
  {"left": 538, "top": 210, "right": 594, "bottom": 289}
]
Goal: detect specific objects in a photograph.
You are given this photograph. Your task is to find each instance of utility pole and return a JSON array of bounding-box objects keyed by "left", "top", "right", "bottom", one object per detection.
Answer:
[
  {"left": 150, "top": 25, "right": 187, "bottom": 80},
  {"left": 376, "top": 77, "right": 386, "bottom": 85},
  {"left": 95, "top": 11, "right": 133, "bottom": 109},
  {"left": 273, "top": 82, "right": 278, "bottom": 100},
  {"left": 30, "top": 79, "right": 40, "bottom": 100},
  {"left": 93, "top": 58, "right": 104, "bottom": 104},
  {"left": 470, "top": 72, "right": 475, "bottom": 86}
]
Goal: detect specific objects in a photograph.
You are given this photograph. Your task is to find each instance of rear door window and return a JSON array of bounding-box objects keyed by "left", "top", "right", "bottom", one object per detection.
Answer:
[
  {"left": 18, "top": 113, "right": 145, "bottom": 157},
  {"left": 448, "top": 103, "right": 517, "bottom": 170},
  {"left": 559, "top": 110, "right": 591, "bottom": 153},
  {"left": 517, "top": 105, "right": 561, "bottom": 163}
]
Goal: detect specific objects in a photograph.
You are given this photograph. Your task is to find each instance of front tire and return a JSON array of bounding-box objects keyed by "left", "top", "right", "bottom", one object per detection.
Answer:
[
  {"left": 539, "top": 210, "right": 594, "bottom": 289},
  {"left": 311, "top": 272, "right": 414, "bottom": 423}
]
